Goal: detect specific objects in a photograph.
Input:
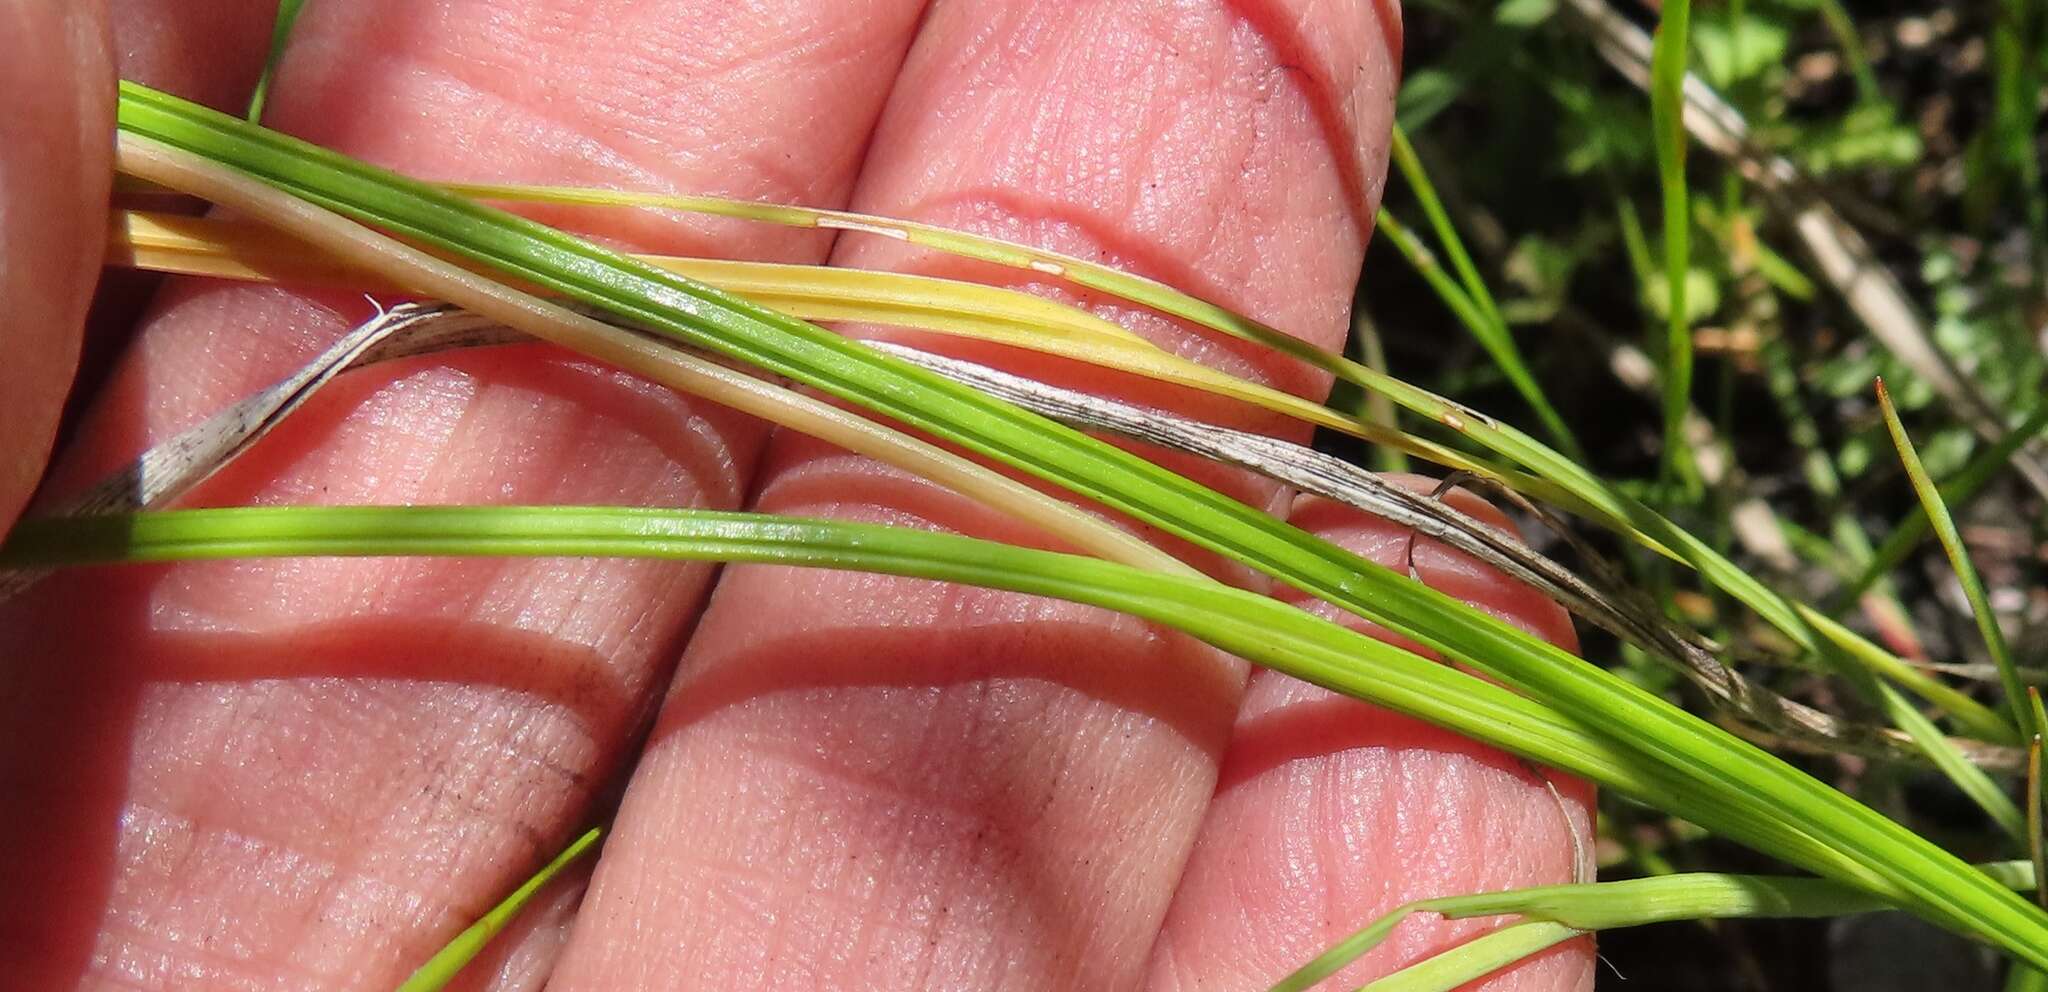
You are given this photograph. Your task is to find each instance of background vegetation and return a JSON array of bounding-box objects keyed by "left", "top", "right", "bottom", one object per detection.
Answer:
[{"left": 1366, "top": 0, "right": 2046, "bottom": 985}]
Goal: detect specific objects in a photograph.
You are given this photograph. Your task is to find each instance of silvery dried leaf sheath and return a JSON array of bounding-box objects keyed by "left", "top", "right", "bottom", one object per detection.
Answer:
[
  {"left": 11, "top": 295, "right": 2009, "bottom": 776},
  {"left": 0, "top": 304, "right": 500, "bottom": 603}
]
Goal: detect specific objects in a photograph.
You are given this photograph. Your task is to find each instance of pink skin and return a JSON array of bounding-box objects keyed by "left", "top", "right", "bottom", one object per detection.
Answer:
[
  {"left": 0, "top": 3, "right": 1592, "bottom": 991},
  {"left": 0, "top": 0, "right": 111, "bottom": 533}
]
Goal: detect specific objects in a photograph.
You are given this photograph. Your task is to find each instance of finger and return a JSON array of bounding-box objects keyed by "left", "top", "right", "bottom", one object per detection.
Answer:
[
  {"left": 0, "top": 0, "right": 111, "bottom": 532},
  {"left": 548, "top": 2, "right": 1400, "bottom": 988},
  {"left": 1144, "top": 481, "right": 1594, "bottom": 992},
  {"left": 0, "top": 2, "right": 926, "bottom": 987}
]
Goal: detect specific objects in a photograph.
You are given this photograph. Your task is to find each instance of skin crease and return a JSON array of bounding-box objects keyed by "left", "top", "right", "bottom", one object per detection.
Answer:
[
  {"left": 0, "top": 3, "right": 1594, "bottom": 992},
  {"left": 0, "top": 0, "right": 112, "bottom": 533}
]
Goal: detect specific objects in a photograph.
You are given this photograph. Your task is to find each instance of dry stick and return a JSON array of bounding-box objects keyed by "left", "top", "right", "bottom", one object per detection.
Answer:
[
  {"left": 66, "top": 304, "right": 508, "bottom": 517},
  {"left": 873, "top": 344, "right": 1659, "bottom": 635},
  {"left": 1557, "top": 0, "right": 2048, "bottom": 503}
]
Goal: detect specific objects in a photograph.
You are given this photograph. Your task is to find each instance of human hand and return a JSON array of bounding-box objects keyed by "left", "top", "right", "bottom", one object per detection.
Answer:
[{"left": 0, "top": 2, "right": 1593, "bottom": 989}]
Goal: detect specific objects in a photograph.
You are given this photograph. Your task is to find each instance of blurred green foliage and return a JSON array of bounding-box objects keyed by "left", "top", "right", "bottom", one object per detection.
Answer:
[
  {"left": 1376, "top": 0, "right": 2043, "bottom": 513},
  {"left": 1360, "top": 3, "right": 2047, "bottom": 983}
]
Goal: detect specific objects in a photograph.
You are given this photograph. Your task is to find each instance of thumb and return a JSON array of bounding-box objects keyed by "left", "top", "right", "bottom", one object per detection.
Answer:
[{"left": 0, "top": 0, "right": 113, "bottom": 532}]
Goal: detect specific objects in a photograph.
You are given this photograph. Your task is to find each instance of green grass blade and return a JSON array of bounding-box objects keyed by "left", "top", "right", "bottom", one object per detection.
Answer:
[
  {"left": 1812, "top": 0, "right": 1881, "bottom": 104},
  {"left": 1845, "top": 403, "right": 2048, "bottom": 606},
  {"left": 0, "top": 505, "right": 1681, "bottom": 809},
  {"left": 2020, "top": 712, "right": 2048, "bottom": 992},
  {"left": 1270, "top": 906, "right": 1419, "bottom": 992},
  {"left": 1346, "top": 309, "right": 1408, "bottom": 474},
  {"left": 245, "top": 0, "right": 307, "bottom": 123},
  {"left": 16, "top": 504, "right": 1958, "bottom": 925},
  {"left": 1359, "top": 921, "right": 1581, "bottom": 992},
  {"left": 1616, "top": 194, "right": 1656, "bottom": 284},
  {"left": 0, "top": 506, "right": 1955, "bottom": 906},
  {"left": 108, "top": 85, "right": 2048, "bottom": 965},
  {"left": 1280, "top": 865, "right": 2041, "bottom": 992},
  {"left": 2007, "top": 965, "right": 2048, "bottom": 992},
  {"left": 0, "top": 503, "right": 2017, "bottom": 959},
  {"left": 2031, "top": 729, "right": 2045, "bottom": 908},
  {"left": 1878, "top": 379, "right": 2034, "bottom": 739},
  {"left": 1386, "top": 126, "right": 1584, "bottom": 462},
  {"left": 1879, "top": 681, "right": 2024, "bottom": 842},
  {"left": 1650, "top": 0, "right": 1697, "bottom": 489},
  {"left": 395, "top": 826, "right": 601, "bottom": 992},
  {"left": 2018, "top": 691, "right": 2046, "bottom": 991}
]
